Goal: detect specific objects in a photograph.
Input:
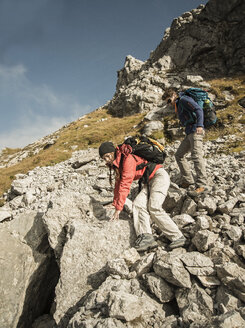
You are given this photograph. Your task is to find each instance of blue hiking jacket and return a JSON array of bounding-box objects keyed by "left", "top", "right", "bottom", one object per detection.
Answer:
[{"left": 176, "top": 93, "right": 204, "bottom": 135}]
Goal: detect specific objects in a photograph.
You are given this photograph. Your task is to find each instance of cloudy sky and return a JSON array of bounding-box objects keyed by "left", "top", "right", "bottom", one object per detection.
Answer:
[{"left": 0, "top": 0, "right": 208, "bottom": 150}]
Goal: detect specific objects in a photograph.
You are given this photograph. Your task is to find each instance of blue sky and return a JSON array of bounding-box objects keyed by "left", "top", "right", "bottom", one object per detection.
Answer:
[{"left": 0, "top": 0, "right": 208, "bottom": 150}]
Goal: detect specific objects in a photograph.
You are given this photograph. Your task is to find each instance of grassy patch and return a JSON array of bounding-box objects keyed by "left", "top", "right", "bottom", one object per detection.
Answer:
[
  {"left": 0, "top": 76, "right": 244, "bottom": 197},
  {"left": 204, "top": 75, "right": 245, "bottom": 152},
  {"left": 149, "top": 129, "right": 165, "bottom": 140},
  {"left": 1, "top": 147, "right": 21, "bottom": 156},
  {"left": 0, "top": 108, "right": 144, "bottom": 196},
  {"left": 208, "top": 76, "right": 245, "bottom": 98}
]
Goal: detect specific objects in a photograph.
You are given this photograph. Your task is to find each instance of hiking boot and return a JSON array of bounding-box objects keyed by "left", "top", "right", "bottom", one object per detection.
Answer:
[
  {"left": 188, "top": 187, "right": 207, "bottom": 197},
  {"left": 134, "top": 233, "right": 158, "bottom": 252},
  {"left": 169, "top": 236, "right": 186, "bottom": 250}
]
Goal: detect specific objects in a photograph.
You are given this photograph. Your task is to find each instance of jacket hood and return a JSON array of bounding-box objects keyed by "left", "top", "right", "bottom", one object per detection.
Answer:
[{"left": 113, "top": 144, "right": 133, "bottom": 168}]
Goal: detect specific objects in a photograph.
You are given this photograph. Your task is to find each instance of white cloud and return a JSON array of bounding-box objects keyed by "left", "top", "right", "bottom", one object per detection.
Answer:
[
  {"left": 0, "top": 64, "right": 27, "bottom": 78},
  {"left": 0, "top": 64, "right": 93, "bottom": 149},
  {"left": 0, "top": 116, "right": 67, "bottom": 149}
]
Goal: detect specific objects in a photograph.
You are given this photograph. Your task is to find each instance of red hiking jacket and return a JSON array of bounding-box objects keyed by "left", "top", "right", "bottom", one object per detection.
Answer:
[{"left": 112, "top": 144, "right": 162, "bottom": 211}]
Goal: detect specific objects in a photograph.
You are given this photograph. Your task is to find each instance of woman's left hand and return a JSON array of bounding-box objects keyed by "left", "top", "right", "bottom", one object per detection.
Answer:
[{"left": 110, "top": 209, "right": 121, "bottom": 221}]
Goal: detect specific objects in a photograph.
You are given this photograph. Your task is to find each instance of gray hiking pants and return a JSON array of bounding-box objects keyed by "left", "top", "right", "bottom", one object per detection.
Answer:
[
  {"left": 175, "top": 132, "right": 206, "bottom": 187},
  {"left": 133, "top": 168, "right": 183, "bottom": 241}
]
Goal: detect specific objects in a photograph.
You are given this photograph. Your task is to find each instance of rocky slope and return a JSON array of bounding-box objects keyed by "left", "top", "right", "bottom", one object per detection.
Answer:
[
  {"left": 0, "top": 139, "right": 245, "bottom": 328},
  {"left": 108, "top": 0, "right": 245, "bottom": 117},
  {"left": 1, "top": 0, "right": 245, "bottom": 327}
]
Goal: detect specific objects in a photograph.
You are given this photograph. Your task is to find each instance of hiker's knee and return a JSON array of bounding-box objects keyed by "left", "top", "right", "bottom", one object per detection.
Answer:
[
  {"left": 192, "top": 151, "right": 203, "bottom": 162},
  {"left": 148, "top": 192, "right": 164, "bottom": 214},
  {"left": 133, "top": 194, "right": 146, "bottom": 210}
]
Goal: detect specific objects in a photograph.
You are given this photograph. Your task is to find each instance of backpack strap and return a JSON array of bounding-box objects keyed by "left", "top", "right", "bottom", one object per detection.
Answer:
[{"left": 137, "top": 162, "right": 157, "bottom": 198}]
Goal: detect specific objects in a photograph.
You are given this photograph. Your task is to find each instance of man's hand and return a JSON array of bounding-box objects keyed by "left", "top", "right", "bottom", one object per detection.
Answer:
[
  {"left": 110, "top": 209, "right": 121, "bottom": 221},
  {"left": 196, "top": 127, "right": 204, "bottom": 134}
]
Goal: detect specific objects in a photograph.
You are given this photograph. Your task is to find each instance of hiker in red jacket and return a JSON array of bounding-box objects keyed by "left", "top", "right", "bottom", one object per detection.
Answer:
[{"left": 99, "top": 141, "right": 186, "bottom": 251}]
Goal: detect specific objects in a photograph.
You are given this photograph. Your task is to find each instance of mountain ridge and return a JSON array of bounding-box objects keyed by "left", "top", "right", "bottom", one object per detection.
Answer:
[{"left": 0, "top": 0, "right": 245, "bottom": 327}]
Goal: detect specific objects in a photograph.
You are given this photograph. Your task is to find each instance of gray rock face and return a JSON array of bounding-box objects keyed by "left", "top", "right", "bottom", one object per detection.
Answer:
[
  {"left": 181, "top": 198, "right": 197, "bottom": 216},
  {"left": 153, "top": 250, "right": 192, "bottom": 288},
  {"left": 172, "top": 213, "right": 195, "bottom": 228},
  {"left": 144, "top": 273, "right": 175, "bottom": 303},
  {"left": 212, "top": 310, "right": 245, "bottom": 328},
  {"left": 141, "top": 120, "right": 164, "bottom": 137},
  {"left": 68, "top": 277, "right": 166, "bottom": 327},
  {"left": 192, "top": 230, "right": 219, "bottom": 252},
  {"left": 0, "top": 140, "right": 245, "bottom": 328},
  {"left": 181, "top": 251, "right": 214, "bottom": 273},
  {"left": 43, "top": 193, "right": 134, "bottom": 325},
  {"left": 151, "top": 0, "right": 245, "bottom": 75},
  {"left": 0, "top": 211, "right": 59, "bottom": 328},
  {"left": 216, "top": 285, "right": 243, "bottom": 314},
  {"left": 132, "top": 252, "right": 154, "bottom": 277},
  {"left": 217, "top": 263, "right": 245, "bottom": 303},
  {"left": 198, "top": 196, "right": 217, "bottom": 215},
  {"left": 107, "top": 0, "right": 245, "bottom": 117},
  {"left": 0, "top": 207, "right": 12, "bottom": 222},
  {"left": 176, "top": 283, "right": 213, "bottom": 324},
  {"left": 1, "top": 1, "right": 245, "bottom": 326}
]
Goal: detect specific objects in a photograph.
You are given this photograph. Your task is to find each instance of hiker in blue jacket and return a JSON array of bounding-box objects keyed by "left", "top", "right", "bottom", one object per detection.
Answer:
[{"left": 165, "top": 89, "right": 207, "bottom": 196}]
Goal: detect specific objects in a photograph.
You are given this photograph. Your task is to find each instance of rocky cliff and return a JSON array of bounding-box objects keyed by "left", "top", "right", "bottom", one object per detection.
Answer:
[
  {"left": 1, "top": 0, "right": 245, "bottom": 327},
  {"left": 107, "top": 0, "right": 245, "bottom": 117}
]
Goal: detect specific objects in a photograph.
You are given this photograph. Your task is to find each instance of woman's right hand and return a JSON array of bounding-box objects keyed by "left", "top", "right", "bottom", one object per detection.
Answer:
[{"left": 110, "top": 209, "right": 121, "bottom": 221}]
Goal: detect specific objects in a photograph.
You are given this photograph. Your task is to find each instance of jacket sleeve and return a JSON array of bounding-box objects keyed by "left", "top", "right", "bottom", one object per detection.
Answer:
[
  {"left": 112, "top": 179, "right": 120, "bottom": 207},
  {"left": 180, "top": 96, "right": 204, "bottom": 127},
  {"left": 113, "top": 155, "right": 136, "bottom": 211}
]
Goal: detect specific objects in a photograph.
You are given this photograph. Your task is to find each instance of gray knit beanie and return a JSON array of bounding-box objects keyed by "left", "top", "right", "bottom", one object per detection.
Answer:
[{"left": 99, "top": 142, "right": 115, "bottom": 158}]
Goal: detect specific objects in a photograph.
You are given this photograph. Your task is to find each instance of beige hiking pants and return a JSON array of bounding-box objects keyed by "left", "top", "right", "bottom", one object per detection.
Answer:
[
  {"left": 175, "top": 132, "right": 206, "bottom": 187},
  {"left": 133, "top": 168, "right": 183, "bottom": 241}
]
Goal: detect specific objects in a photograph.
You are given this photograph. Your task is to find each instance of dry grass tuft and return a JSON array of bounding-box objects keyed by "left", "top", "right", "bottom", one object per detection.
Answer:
[
  {"left": 204, "top": 75, "right": 245, "bottom": 151},
  {"left": 0, "top": 108, "right": 144, "bottom": 196},
  {"left": 0, "top": 76, "right": 244, "bottom": 199}
]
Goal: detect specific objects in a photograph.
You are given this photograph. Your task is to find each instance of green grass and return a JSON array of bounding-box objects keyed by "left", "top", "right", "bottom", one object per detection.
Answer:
[
  {"left": 0, "top": 108, "right": 145, "bottom": 197},
  {"left": 149, "top": 129, "right": 165, "bottom": 140},
  {"left": 203, "top": 76, "right": 245, "bottom": 152},
  {"left": 0, "top": 75, "right": 244, "bottom": 199}
]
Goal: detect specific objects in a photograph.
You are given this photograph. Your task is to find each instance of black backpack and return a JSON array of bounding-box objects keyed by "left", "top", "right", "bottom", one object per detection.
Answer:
[
  {"left": 120, "top": 136, "right": 166, "bottom": 194},
  {"left": 122, "top": 136, "right": 166, "bottom": 164}
]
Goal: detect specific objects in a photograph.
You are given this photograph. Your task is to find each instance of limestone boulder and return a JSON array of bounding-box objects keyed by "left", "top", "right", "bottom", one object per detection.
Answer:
[
  {"left": 68, "top": 277, "right": 166, "bottom": 327},
  {"left": 106, "top": 258, "right": 130, "bottom": 278},
  {"left": 132, "top": 252, "right": 154, "bottom": 277},
  {"left": 181, "top": 198, "right": 197, "bottom": 216},
  {"left": 181, "top": 251, "right": 215, "bottom": 276},
  {"left": 0, "top": 211, "right": 58, "bottom": 328},
  {"left": 141, "top": 120, "right": 164, "bottom": 137},
  {"left": 216, "top": 263, "right": 245, "bottom": 302},
  {"left": 153, "top": 250, "right": 191, "bottom": 288},
  {"left": 144, "top": 273, "right": 175, "bottom": 303},
  {"left": 192, "top": 230, "right": 219, "bottom": 252},
  {"left": 216, "top": 285, "right": 243, "bottom": 314},
  {"left": 0, "top": 207, "right": 12, "bottom": 222},
  {"left": 176, "top": 283, "right": 213, "bottom": 324},
  {"left": 52, "top": 217, "right": 134, "bottom": 325},
  {"left": 172, "top": 213, "right": 195, "bottom": 229}
]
